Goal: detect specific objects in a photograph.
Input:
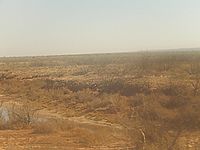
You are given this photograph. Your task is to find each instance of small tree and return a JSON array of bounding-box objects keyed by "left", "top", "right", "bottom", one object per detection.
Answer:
[
  {"left": 190, "top": 76, "right": 200, "bottom": 96},
  {"left": 9, "top": 101, "right": 39, "bottom": 126}
]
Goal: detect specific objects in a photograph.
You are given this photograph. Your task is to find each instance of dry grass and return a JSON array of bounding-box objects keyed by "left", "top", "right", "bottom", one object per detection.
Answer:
[
  {"left": 0, "top": 51, "right": 200, "bottom": 149},
  {"left": 32, "top": 121, "right": 55, "bottom": 134}
]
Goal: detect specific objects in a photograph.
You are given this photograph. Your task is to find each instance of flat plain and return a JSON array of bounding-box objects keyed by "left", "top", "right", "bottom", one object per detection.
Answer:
[{"left": 0, "top": 51, "right": 200, "bottom": 149}]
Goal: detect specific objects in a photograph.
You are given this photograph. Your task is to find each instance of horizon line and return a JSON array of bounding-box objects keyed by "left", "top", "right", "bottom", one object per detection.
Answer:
[{"left": 1, "top": 47, "right": 200, "bottom": 58}]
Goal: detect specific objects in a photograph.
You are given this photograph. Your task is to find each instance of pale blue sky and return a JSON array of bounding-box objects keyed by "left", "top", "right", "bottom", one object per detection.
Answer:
[{"left": 0, "top": 0, "right": 200, "bottom": 56}]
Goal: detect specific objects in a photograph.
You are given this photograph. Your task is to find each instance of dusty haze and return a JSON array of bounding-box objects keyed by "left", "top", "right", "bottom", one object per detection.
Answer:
[{"left": 0, "top": 0, "right": 200, "bottom": 56}]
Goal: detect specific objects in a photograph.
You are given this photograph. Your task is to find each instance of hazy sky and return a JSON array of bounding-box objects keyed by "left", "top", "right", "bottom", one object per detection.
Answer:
[{"left": 0, "top": 0, "right": 200, "bottom": 56}]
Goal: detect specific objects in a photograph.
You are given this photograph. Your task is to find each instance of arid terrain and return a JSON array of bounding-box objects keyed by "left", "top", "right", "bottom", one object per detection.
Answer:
[{"left": 0, "top": 51, "right": 200, "bottom": 149}]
